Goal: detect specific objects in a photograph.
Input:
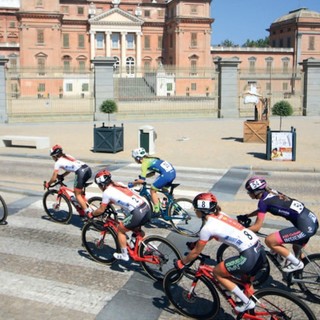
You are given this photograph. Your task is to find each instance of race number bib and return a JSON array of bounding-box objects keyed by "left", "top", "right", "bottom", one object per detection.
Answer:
[
  {"left": 290, "top": 200, "right": 304, "bottom": 214},
  {"left": 160, "top": 161, "right": 173, "bottom": 172}
]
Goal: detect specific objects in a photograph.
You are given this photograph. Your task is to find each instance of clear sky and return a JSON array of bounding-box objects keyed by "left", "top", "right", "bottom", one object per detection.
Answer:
[{"left": 210, "top": 0, "right": 320, "bottom": 45}]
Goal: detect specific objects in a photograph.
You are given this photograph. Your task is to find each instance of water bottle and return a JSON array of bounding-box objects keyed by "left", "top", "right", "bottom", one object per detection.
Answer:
[
  {"left": 161, "top": 197, "right": 167, "bottom": 209},
  {"left": 70, "top": 195, "right": 80, "bottom": 207},
  {"left": 129, "top": 234, "right": 136, "bottom": 249}
]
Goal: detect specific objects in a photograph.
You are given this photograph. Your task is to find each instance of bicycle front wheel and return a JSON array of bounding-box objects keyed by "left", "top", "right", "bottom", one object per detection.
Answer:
[
  {"left": 296, "top": 253, "right": 320, "bottom": 303},
  {"left": 88, "top": 197, "right": 117, "bottom": 220},
  {"left": 43, "top": 190, "right": 72, "bottom": 223},
  {"left": 216, "top": 243, "right": 270, "bottom": 287},
  {"left": 252, "top": 287, "right": 316, "bottom": 319},
  {"left": 169, "top": 198, "right": 203, "bottom": 237},
  {"left": 0, "top": 194, "right": 8, "bottom": 224},
  {"left": 81, "top": 220, "right": 119, "bottom": 265},
  {"left": 139, "top": 235, "right": 182, "bottom": 281},
  {"left": 163, "top": 268, "right": 220, "bottom": 320}
]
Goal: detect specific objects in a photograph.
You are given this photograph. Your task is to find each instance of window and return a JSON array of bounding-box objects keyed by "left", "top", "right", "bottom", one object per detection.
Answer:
[
  {"left": 36, "top": 0, "right": 43, "bottom": 7},
  {"left": 63, "top": 34, "right": 69, "bottom": 48},
  {"left": 77, "top": 7, "right": 84, "bottom": 15},
  {"left": 9, "top": 21, "right": 15, "bottom": 28},
  {"left": 82, "top": 83, "right": 89, "bottom": 92},
  {"left": 266, "top": 58, "right": 273, "bottom": 73},
  {"left": 144, "top": 61, "right": 151, "bottom": 71},
  {"left": 112, "top": 33, "right": 119, "bottom": 48},
  {"left": 144, "top": 10, "right": 150, "bottom": 18},
  {"left": 66, "top": 83, "right": 73, "bottom": 92},
  {"left": 96, "top": 33, "right": 104, "bottom": 49},
  {"left": 78, "top": 60, "right": 85, "bottom": 72},
  {"left": 63, "top": 60, "right": 71, "bottom": 72},
  {"left": 191, "top": 83, "right": 197, "bottom": 91},
  {"left": 282, "top": 82, "right": 288, "bottom": 91},
  {"left": 37, "top": 29, "right": 44, "bottom": 45},
  {"left": 308, "top": 36, "right": 315, "bottom": 50},
  {"left": 190, "top": 60, "right": 197, "bottom": 75},
  {"left": 9, "top": 56, "right": 17, "bottom": 72},
  {"left": 158, "top": 10, "right": 164, "bottom": 18},
  {"left": 126, "top": 34, "right": 134, "bottom": 49},
  {"left": 167, "top": 83, "right": 173, "bottom": 91},
  {"left": 38, "top": 83, "right": 45, "bottom": 92},
  {"left": 266, "top": 82, "right": 271, "bottom": 91},
  {"left": 190, "top": 5, "right": 198, "bottom": 14},
  {"left": 144, "top": 35, "right": 150, "bottom": 49},
  {"left": 62, "top": 6, "right": 69, "bottom": 14},
  {"left": 113, "top": 56, "right": 120, "bottom": 73},
  {"left": 191, "top": 33, "right": 197, "bottom": 47},
  {"left": 279, "top": 39, "right": 283, "bottom": 47},
  {"left": 78, "top": 34, "right": 85, "bottom": 48},
  {"left": 287, "top": 37, "right": 291, "bottom": 48},
  {"left": 249, "top": 58, "right": 256, "bottom": 73},
  {"left": 157, "top": 36, "right": 163, "bottom": 50},
  {"left": 37, "top": 57, "right": 46, "bottom": 75},
  {"left": 282, "top": 58, "right": 289, "bottom": 73}
]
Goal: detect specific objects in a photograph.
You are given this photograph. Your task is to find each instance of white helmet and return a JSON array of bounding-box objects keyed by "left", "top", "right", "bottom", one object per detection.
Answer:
[{"left": 132, "top": 147, "right": 147, "bottom": 159}]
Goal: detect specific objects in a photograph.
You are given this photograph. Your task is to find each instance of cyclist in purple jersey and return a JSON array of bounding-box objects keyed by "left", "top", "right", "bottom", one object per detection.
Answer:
[
  {"left": 239, "top": 176, "right": 318, "bottom": 273},
  {"left": 128, "top": 147, "right": 176, "bottom": 214}
]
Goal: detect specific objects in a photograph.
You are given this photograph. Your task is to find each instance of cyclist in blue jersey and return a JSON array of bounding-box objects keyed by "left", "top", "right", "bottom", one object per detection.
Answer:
[
  {"left": 239, "top": 176, "right": 318, "bottom": 273},
  {"left": 128, "top": 147, "right": 176, "bottom": 214}
]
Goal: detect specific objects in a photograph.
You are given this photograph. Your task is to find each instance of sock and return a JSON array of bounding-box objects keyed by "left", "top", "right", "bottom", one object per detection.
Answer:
[
  {"left": 232, "top": 286, "right": 250, "bottom": 304},
  {"left": 286, "top": 253, "right": 300, "bottom": 265},
  {"left": 153, "top": 202, "right": 160, "bottom": 213},
  {"left": 121, "top": 248, "right": 128, "bottom": 256}
]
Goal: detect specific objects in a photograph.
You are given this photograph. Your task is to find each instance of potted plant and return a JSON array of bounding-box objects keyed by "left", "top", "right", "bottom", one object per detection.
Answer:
[
  {"left": 93, "top": 99, "right": 123, "bottom": 153},
  {"left": 271, "top": 100, "right": 293, "bottom": 131}
]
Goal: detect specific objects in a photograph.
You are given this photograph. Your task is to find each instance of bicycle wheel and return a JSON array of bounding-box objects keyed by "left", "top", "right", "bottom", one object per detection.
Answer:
[
  {"left": 216, "top": 243, "right": 270, "bottom": 287},
  {"left": 81, "top": 220, "right": 119, "bottom": 265},
  {"left": 251, "top": 287, "right": 316, "bottom": 319},
  {"left": 0, "top": 194, "right": 8, "bottom": 224},
  {"left": 169, "top": 198, "right": 203, "bottom": 237},
  {"left": 296, "top": 253, "right": 320, "bottom": 303},
  {"left": 139, "top": 235, "right": 182, "bottom": 281},
  {"left": 163, "top": 268, "right": 220, "bottom": 320},
  {"left": 87, "top": 196, "right": 117, "bottom": 219},
  {"left": 43, "top": 190, "right": 72, "bottom": 223}
]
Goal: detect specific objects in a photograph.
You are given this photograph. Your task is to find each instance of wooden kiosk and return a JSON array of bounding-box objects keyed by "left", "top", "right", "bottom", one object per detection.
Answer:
[{"left": 243, "top": 86, "right": 269, "bottom": 143}]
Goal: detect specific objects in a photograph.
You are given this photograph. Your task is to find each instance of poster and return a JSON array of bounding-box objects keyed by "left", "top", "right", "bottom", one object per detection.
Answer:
[{"left": 270, "top": 131, "right": 293, "bottom": 161}]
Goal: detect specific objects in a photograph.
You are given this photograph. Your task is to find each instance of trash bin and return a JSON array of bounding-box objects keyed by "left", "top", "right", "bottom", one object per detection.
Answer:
[{"left": 138, "top": 125, "right": 156, "bottom": 154}]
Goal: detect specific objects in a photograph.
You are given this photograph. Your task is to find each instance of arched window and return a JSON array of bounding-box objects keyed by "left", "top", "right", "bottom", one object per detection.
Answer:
[
  {"left": 113, "top": 56, "right": 120, "bottom": 73},
  {"left": 126, "top": 57, "right": 135, "bottom": 75},
  {"left": 62, "top": 55, "right": 72, "bottom": 72},
  {"left": 35, "top": 52, "right": 47, "bottom": 75}
]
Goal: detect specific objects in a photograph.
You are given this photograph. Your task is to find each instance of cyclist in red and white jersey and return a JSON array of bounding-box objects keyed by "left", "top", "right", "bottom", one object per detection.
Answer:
[
  {"left": 87, "top": 169, "right": 151, "bottom": 261},
  {"left": 240, "top": 176, "right": 319, "bottom": 273},
  {"left": 174, "top": 193, "right": 266, "bottom": 313},
  {"left": 45, "top": 144, "right": 92, "bottom": 215}
]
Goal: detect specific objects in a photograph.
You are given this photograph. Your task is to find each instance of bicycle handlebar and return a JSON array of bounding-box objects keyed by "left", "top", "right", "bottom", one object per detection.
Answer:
[{"left": 43, "top": 179, "right": 67, "bottom": 190}]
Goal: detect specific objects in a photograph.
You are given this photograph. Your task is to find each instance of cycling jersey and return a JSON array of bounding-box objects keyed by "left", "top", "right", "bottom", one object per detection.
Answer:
[
  {"left": 140, "top": 158, "right": 176, "bottom": 189},
  {"left": 54, "top": 155, "right": 85, "bottom": 172}
]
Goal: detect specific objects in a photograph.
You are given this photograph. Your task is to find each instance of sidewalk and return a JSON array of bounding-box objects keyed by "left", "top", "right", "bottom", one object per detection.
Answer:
[{"left": 1, "top": 116, "right": 320, "bottom": 172}]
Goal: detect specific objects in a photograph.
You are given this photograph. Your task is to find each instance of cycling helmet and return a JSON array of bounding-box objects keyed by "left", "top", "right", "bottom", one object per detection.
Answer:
[
  {"left": 50, "top": 144, "right": 63, "bottom": 157},
  {"left": 95, "top": 169, "right": 112, "bottom": 187},
  {"left": 245, "top": 176, "right": 267, "bottom": 194},
  {"left": 192, "top": 193, "right": 218, "bottom": 214},
  {"left": 132, "top": 147, "right": 147, "bottom": 160}
]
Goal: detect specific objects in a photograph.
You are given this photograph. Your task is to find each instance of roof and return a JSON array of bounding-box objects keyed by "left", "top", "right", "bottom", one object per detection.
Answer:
[{"left": 273, "top": 8, "right": 320, "bottom": 23}]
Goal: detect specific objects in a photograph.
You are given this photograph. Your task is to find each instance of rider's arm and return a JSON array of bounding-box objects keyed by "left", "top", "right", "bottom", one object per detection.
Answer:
[
  {"left": 47, "top": 170, "right": 59, "bottom": 186},
  {"left": 92, "top": 203, "right": 108, "bottom": 217},
  {"left": 248, "top": 212, "right": 265, "bottom": 233},
  {"left": 181, "top": 240, "right": 206, "bottom": 265}
]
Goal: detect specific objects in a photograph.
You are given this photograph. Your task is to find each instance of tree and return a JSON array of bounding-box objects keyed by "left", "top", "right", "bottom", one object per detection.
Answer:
[
  {"left": 271, "top": 100, "right": 293, "bottom": 131},
  {"left": 220, "top": 39, "right": 237, "bottom": 47},
  {"left": 242, "top": 36, "right": 269, "bottom": 48},
  {"left": 100, "top": 99, "right": 118, "bottom": 126}
]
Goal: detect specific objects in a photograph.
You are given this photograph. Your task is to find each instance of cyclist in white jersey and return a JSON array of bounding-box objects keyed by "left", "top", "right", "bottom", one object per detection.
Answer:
[
  {"left": 45, "top": 144, "right": 92, "bottom": 216},
  {"left": 174, "top": 193, "right": 266, "bottom": 313},
  {"left": 87, "top": 169, "right": 151, "bottom": 261}
]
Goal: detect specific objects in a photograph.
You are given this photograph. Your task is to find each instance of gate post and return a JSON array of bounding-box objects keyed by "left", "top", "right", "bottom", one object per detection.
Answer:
[{"left": 0, "top": 57, "right": 8, "bottom": 123}]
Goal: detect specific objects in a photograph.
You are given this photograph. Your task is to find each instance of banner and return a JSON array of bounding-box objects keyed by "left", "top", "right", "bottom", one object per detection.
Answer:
[{"left": 270, "top": 131, "right": 293, "bottom": 160}]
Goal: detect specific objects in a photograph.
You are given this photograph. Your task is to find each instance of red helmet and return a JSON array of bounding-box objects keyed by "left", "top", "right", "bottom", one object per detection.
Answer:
[
  {"left": 95, "top": 169, "right": 112, "bottom": 187},
  {"left": 245, "top": 176, "right": 267, "bottom": 194},
  {"left": 50, "top": 144, "right": 63, "bottom": 157},
  {"left": 192, "top": 193, "right": 218, "bottom": 214}
]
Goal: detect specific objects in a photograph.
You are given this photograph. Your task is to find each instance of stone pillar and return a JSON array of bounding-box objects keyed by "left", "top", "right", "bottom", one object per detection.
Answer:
[
  {"left": 215, "top": 58, "right": 241, "bottom": 118},
  {"left": 121, "top": 32, "right": 127, "bottom": 71},
  {"left": 0, "top": 57, "right": 8, "bottom": 123},
  {"left": 136, "top": 32, "right": 142, "bottom": 70},
  {"left": 105, "top": 32, "right": 111, "bottom": 57},
  {"left": 300, "top": 58, "right": 320, "bottom": 116},
  {"left": 90, "top": 31, "right": 96, "bottom": 60},
  {"left": 91, "top": 57, "right": 116, "bottom": 121}
]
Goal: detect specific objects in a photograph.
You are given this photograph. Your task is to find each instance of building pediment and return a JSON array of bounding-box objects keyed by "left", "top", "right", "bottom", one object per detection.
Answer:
[{"left": 89, "top": 8, "right": 144, "bottom": 26}]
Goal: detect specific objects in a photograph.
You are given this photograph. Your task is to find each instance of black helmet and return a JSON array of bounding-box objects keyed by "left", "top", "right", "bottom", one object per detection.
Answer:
[
  {"left": 192, "top": 193, "right": 218, "bottom": 214},
  {"left": 50, "top": 144, "right": 63, "bottom": 157}
]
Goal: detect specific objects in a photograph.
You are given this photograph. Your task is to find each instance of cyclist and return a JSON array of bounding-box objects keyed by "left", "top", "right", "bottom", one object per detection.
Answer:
[
  {"left": 174, "top": 192, "right": 266, "bottom": 313},
  {"left": 87, "top": 169, "right": 151, "bottom": 261},
  {"left": 241, "top": 176, "right": 318, "bottom": 273},
  {"left": 128, "top": 147, "right": 176, "bottom": 214},
  {"left": 45, "top": 144, "right": 92, "bottom": 216}
]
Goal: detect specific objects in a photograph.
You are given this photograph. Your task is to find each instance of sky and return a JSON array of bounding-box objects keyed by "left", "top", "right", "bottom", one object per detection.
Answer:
[{"left": 210, "top": 0, "right": 320, "bottom": 45}]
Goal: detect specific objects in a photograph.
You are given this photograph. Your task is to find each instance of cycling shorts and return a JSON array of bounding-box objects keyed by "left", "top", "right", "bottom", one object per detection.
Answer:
[
  {"left": 151, "top": 171, "right": 176, "bottom": 190},
  {"left": 74, "top": 165, "right": 92, "bottom": 190},
  {"left": 122, "top": 202, "right": 151, "bottom": 230}
]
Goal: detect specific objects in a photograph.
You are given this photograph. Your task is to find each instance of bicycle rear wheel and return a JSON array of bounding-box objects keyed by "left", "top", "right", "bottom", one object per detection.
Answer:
[
  {"left": 296, "top": 253, "right": 320, "bottom": 303},
  {"left": 81, "top": 220, "right": 119, "bottom": 265},
  {"left": 216, "top": 243, "right": 270, "bottom": 287},
  {"left": 0, "top": 194, "right": 8, "bottom": 224},
  {"left": 43, "top": 190, "right": 72, "bottom": 223},
  {"left": 139, "top": 236, "right": 182, "bottom": 281},
  {"left": 163, "top": 268, "right": 220, "bottom": 320},
  {"left": 251, "top": 287, "right": 316, "bottom": 319},
  {"left": 169, "top": 198, "right": 203, "bottom": 237}
]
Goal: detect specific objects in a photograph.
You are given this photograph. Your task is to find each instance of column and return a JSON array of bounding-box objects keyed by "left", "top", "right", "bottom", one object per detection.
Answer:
[
  {"left": 105, "top": 31, "right": 111, "bottom": 57},
  {"left": 121, "top": 32, "right": 127, "bottom": 72},
  {"left": 90, "top": 31, "right": 96, "bottom": 60},
  {"left": 0, "top": 57, "right": 8, "bottom": 123},
  {"left": 136, "top": 32, "right": 142, "bottom": 70}
]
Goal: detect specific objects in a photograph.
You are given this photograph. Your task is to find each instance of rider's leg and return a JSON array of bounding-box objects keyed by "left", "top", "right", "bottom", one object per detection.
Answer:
[
  {"left": 74, "top": 188, "right": 87, "bottom": 212},
  {"left": 113, "top": 223, "right": 129, "bottom": 261},
  {"left": 150, "top": 188, "right": 160, "bottom": 213}
]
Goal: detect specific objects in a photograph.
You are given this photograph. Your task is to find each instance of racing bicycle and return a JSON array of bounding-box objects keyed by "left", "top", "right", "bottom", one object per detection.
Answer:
[
  {"left": 135, "top": 182, "right": 202, "bottom": 237},
  {"left": 216, "top": 215, "right": 320, "bottom": 303},
  {"left": 82, "top": 212, "right": 182, "bottom": 281},
  {"left": 43, "top": 179, "right": 110, "bottom": 224},
  {"left": 163, "top": 252, "right": 316, "bottom": 320},
  {"left": 0, "top": 194, "right": 8, "bottom": 225}
]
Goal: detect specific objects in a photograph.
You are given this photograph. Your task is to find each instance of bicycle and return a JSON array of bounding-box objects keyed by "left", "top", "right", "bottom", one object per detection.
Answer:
[
  {"left": 0, "top": 194, "right": 8, "bottom": 225},
  {"left": 163, "top": 252, "right": 316, "bottom": 320},
  {"left": 43, "top": 179, "right": 113, "bottom": 224},
  {"left": 81, "top": 212, "right": 182, "bottom": 281},
  {"left": 216, "top": 215, "right": 320, "bottom": 303},
  {"left": 134, "top": 182, "right": 203, "bottom": 237}
]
